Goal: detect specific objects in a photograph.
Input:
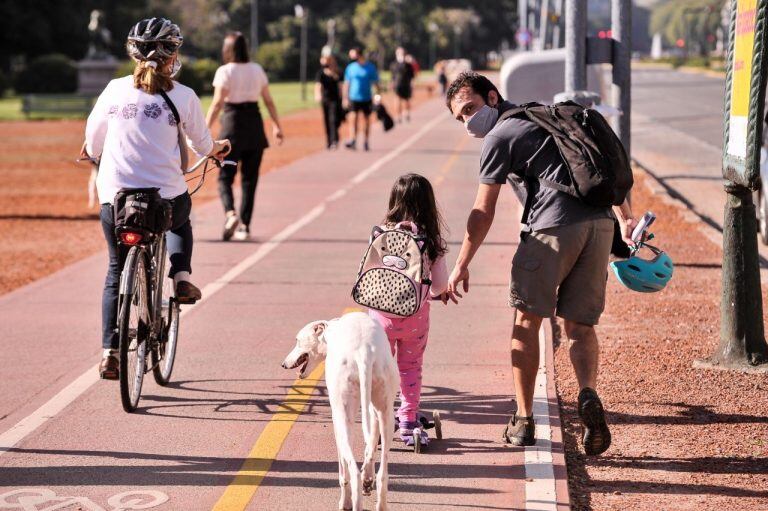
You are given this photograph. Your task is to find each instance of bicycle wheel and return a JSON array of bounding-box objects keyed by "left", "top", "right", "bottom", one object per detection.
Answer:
[
  {"left": 152, "top": 271, "right": 179, "bottom": 385},
  {"left": 118, "top": 247, "right": 150, "bottom": 412}
]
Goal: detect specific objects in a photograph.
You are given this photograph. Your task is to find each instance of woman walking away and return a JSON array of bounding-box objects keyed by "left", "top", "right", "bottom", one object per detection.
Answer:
[
  {"left": 367, "top": 174, "right": 449, "bottom": 449},
  {"left": 315, "top": 55, "right": 343, "bottom": 149},
  {"left": 206, "top": 32, "right": 284, "bottom": 241},
  {"left": 82, "top": 17, "right": 230, "bottom": 379}
]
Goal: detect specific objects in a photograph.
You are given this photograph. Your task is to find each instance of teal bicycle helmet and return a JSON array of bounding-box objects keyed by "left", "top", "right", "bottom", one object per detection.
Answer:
[{"left": 610, "top": 243, "right": 673, "bottom": 293}]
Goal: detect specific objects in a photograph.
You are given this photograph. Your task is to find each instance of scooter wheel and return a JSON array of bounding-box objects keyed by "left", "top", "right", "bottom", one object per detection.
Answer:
[
  {"left": 413, "top": 428, "right": 422, "bottom": 453},
  {"left": 433, "top": 410, "right": 443, "bottom": 440}
]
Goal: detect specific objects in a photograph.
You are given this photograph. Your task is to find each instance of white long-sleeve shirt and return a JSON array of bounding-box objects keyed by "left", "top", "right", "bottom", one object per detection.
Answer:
[{"left": 85, "top": 76, "right": 214, "bottom": 204}]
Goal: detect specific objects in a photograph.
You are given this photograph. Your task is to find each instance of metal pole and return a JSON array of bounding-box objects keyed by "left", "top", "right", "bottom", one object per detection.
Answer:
[
  {"left": 552, "top": 0, "right": 564, "bottom": 49},
  {"left": 565, "top": 0, "right": 587, "bottom": 92},
  {"left": 539, "top": 0, "right": 550, "bottom": 50},
  {"left": 327, "top": 19, "right": 336, "bottom": 50},
  {"left": 250, "top": 0, "right": 258, "bottom": 56},
  {"left": 519, "top": 0, "right": 529, "bottom": 50},
  {"left": 301, "top": 12, "right": 308, "bottom": 101},
  {"left": 611, "top": 0, "right": 631, "bottom": 155}
]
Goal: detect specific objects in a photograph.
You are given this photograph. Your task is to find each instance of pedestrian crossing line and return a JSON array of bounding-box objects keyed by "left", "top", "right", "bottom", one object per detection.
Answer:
[{"left": 211, "top": 307, "right": 362, "bottom": 511}]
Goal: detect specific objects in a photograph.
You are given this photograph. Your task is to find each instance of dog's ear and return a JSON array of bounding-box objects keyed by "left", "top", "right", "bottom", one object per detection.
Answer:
[{"left": 313, "top": 321, "right": 327, "bottom": 338}]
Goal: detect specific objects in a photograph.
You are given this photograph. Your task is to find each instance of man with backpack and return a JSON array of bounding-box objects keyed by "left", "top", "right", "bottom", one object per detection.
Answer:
[{"left": 444, "top": 71, "right": 636, "bottom": 455}]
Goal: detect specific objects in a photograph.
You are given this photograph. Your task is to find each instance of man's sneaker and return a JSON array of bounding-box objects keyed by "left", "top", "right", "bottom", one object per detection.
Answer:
[
  {"left": 222, "top": 212, "right": 239, "bottom": 241},
  {"left": 502, "top": 415, "right": 536, "bottom": 446},
  {"left": 578, "top": 387, "right": 612, "bottom": 455},
  {"left": 99, "top": 353, "right": 119, "bottom": 380},
  {"left": 176, "top": 281, "right": 202, "bottom": 304},
  {"left": 233, "top": 225, "right": 250, "bottom": 241},
  {"left": 345, "top": 139, "right": 356, "bottom": 150}
]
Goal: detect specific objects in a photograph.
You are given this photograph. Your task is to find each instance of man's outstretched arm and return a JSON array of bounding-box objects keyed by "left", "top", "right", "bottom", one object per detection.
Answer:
[{"left": 446, "top": 183, "right": 502, "bottom": 302}]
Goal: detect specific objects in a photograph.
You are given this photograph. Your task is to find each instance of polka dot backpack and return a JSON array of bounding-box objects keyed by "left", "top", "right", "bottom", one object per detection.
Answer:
[{"left": 352, "top": 222, "right": 431, "bottom": 317}]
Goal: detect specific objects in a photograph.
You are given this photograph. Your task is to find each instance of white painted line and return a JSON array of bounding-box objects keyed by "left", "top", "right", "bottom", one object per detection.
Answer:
[
  {"left": 0, "top": 110, "right": 448, "bottom": 455},
  {"left": 524, "top": 327, "right": 557, "bottom": 511}
]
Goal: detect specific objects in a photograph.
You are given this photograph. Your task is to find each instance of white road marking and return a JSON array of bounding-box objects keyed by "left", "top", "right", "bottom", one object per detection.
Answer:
[
  {"left": 0, "top": 110, "right": 447, "bottom": 456},
  {"left": 524, "top": 327, "right": 557, "bottom": 511},
  {"left": 0, "top": 489, "right": 168, "bottom": 511}
]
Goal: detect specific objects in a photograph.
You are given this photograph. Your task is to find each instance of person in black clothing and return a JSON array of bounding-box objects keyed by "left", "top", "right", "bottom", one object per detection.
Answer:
[
  {"left": 206, "top": 32, "right": 284, "bottom": 242},
  {"left": 390, "top": 47, "right": 415, "bottom": 123},
  {"left": 315, "top": 55, "right": 343, "bottom": 149}
]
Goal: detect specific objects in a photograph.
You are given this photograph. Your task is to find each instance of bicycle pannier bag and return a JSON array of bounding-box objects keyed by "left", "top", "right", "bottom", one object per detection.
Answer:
[
  {"left": 113, "top": 188, "right": 172, "bottom": 236},
  {"left": 351, "top": 224, "right": 432, "bottom": 317},
  {"left": 499, "top": 101, "right": 633, "bottom": 209}
]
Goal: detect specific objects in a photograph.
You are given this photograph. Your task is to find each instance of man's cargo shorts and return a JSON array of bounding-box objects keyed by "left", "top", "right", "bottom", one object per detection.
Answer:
[{"left": 509, "top": 217, "right": 614, "bottom": 326}]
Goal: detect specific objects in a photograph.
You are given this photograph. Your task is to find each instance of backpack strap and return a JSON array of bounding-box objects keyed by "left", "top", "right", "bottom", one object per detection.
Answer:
[{"left": 158, "top": 90, "right": 189, "bottom": 172}]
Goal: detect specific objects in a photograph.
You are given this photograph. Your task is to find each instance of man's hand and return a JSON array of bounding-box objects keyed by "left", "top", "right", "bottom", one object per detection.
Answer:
[
  {"left": 620, "top": 217, "right": 639, "bottom": 245},
  {"left": 445, "top": 264, "right": 470, "bottom": 304}
]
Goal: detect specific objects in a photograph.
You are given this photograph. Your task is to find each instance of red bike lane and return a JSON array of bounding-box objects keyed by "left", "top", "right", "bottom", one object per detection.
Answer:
[{"left": 0, "top": 98, "right": 568, "bottom": 511}]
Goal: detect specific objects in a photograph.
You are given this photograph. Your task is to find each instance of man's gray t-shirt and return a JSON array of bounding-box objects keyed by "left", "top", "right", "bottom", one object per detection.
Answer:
[{"left": 480, "top": 102, "right": 613, "bottom": 231}]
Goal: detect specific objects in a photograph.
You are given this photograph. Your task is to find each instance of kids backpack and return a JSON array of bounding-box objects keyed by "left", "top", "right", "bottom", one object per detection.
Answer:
[
  {"left": 498, "top": 101, "right": 633, "bottom": 224},
  {"left": 351, "top": 223, "right": 432, "bottom": 317}
]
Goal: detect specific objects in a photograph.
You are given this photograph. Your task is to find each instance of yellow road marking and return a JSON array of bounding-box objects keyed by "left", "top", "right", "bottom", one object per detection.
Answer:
[
  {"left": 212, "top": 307, "right": 362, "bottom": 510},
  {"left": 432, "top": 136, "right": 469, "bottom": 187}
]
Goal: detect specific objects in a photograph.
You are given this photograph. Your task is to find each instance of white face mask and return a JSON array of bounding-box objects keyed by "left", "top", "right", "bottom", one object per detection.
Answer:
[{"left": 464, "top": 104, "right": 499, "bottom": 138}]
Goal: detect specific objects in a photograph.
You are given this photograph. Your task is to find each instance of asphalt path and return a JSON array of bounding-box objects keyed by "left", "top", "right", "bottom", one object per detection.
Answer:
[{"left": 0, "top": 98, "right": 568, "bottom": 510}]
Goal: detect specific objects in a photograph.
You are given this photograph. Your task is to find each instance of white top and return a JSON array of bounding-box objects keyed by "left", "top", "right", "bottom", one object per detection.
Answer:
[
  {"left": 86, "top": 76, "right": 214, "bottom": 204},
  {"left": 212, "top": 62, "right": 269, "bottom": 103}
]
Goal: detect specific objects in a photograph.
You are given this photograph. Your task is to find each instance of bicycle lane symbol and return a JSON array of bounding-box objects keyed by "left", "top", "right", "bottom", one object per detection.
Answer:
[{"left": 0, "top": 489, "right": 169, "bottom": 511}]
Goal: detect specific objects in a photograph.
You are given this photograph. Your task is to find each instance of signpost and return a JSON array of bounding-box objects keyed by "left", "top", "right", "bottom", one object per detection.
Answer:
[{"left": 700, "top": 0, "right": 768, "bottom": 370}]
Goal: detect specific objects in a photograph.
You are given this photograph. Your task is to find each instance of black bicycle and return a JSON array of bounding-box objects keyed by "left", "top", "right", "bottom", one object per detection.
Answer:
[{"left": 114, "top": 154, "right": 233, "bottom": 412}]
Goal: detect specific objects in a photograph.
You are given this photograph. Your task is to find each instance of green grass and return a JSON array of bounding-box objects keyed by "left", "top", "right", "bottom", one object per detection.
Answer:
[
  {"left": 0, "top": 81, "right": 316, "bottom": 121},
  {"left": 0, "top": 71, "right": 438, "bottom": 122}
]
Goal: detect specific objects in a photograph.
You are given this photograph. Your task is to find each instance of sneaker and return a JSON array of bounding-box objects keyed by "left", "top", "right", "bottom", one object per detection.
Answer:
[
  {"left": 222, "top": 212, "right": 239, "bottom": 241},
  {"left": 502, "top": 415, "right": 536, "bottom": 446},
  {"left": 578, "top": 387, "right": 612, "bottom": 455},
  {"left": 175, "top": 280, "right": 202, "bottom": 304},
  {"left": 363, "top": 141, "right": 370, "bottom": 152},
  {"left": 344, "top": 139, "right": 356, "bottom": 150},
  {"left": 399, "top": 420, "right": 429, "bottom": 446},
  {"left": 99, "top": 353, "right": 119, "bottom": 380},
  {"left": 233, "top": 225, "right": 250, "bottom": 241}
]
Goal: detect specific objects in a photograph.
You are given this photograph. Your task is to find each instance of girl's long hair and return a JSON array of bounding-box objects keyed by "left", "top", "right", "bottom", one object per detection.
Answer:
[
  {"left": 222, "top": 32, "right": 249, "bottom": 63},
  {"left": 383, "top": 173, "right": 448, "bottom": 261},
  {"left": 133, "top": 58, "right": 174, "bottom": 94}
]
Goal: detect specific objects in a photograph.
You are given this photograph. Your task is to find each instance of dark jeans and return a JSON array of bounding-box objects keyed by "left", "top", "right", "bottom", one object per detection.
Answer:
[
  {"left": 217, "top": 148, "right": 264, "bottom": 227},
  {"left": 321, "top": 100, "right": 340, "bottom": 147},
  {"left": 100, "top": 192, "right": 193, "bottom": 350}
]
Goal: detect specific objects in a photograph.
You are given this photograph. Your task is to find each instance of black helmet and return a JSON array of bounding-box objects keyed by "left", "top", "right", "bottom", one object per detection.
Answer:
[{"left": 126, "top": 17, "right": 183, "bottom": 62}]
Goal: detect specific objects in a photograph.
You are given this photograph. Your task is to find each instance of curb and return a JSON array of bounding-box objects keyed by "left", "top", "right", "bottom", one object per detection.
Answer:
[{"left": 524, "top": 319, "right": 571, "bottom": 510}]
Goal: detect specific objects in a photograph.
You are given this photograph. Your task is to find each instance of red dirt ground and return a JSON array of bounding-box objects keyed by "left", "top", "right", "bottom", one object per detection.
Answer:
[
  {"left": 554, "top": 171, "right": 768, "bottom": 510},
  {"left": 0, "top": 86, "right": 433, "bottom": 296}
]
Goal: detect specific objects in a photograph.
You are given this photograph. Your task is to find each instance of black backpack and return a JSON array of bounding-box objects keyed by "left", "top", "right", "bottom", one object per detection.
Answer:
[{"left": 499, "top": 101, "right": 633, "bottom": 221}]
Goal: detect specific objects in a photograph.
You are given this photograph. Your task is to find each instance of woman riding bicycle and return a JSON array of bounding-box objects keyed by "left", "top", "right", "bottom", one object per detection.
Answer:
[{"left": 82, "top": 17, "right": 230, "bottom": 379}]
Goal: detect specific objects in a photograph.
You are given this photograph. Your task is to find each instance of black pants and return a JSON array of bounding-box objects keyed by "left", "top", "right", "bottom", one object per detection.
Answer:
[
  {"left": 100, "top": 192, "right": 192, "bottom": 349},
  {"left": 321, "top": 100, "right": 340, "bottom": 147},
  {"left": 218, "top": 148, "right": 265, "bottom": 227}
]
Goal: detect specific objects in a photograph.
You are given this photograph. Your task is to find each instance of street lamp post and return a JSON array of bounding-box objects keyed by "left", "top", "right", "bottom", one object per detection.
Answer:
[
  {"left": 392, "top": 0, "right": 403, "bottom": 47},
  {"left": 428, "top": 22, "right": 438, "bottom": 69},
  {"left": 295, "top": 5, "right": 308, "bottom": 102},
  {"left": 250, "top": 0, "right": 258, "bottom": 57},
  {"left": 453, "top": 26, "right": 462, "bottom": 58}
]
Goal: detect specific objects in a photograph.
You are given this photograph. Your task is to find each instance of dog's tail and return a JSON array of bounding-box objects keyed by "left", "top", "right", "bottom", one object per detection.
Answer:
[{"left": 358, "top": 356, "right": 375, "bottom": 446}]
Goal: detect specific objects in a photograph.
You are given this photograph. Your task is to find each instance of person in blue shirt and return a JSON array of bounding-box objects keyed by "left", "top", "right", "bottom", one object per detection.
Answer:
[{"left": 343, "top": 47, "right": 380, "bottom": 151}]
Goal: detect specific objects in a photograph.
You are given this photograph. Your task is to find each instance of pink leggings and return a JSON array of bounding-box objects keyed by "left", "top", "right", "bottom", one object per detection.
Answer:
[{"left": 369, "top": 302, "right": 430, "bottom": 423}]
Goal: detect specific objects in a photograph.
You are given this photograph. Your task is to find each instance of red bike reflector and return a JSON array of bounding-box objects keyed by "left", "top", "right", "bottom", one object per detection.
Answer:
[{"left": 120, "top": 232, "right": 143, "bottom": 245}]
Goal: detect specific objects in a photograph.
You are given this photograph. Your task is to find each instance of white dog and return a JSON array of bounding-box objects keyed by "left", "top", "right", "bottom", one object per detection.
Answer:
[{"left": 282, "top": 312, "right": 399, "bottom": 511}]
